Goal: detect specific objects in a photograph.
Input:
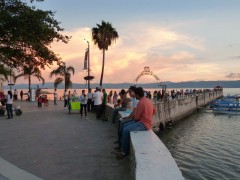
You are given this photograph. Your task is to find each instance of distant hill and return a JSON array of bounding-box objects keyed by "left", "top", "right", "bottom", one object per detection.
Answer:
[{"left": 4, "top": 80, "right": 240, "bottom": 89}]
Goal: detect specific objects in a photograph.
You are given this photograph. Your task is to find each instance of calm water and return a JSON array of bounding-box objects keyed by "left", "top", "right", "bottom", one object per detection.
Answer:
[{"left": 158, "top": 88, "right": 240, "bottom": 180}]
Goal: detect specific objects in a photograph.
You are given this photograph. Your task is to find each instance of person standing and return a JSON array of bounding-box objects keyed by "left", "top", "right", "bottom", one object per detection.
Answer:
[
  {"left": 79, "top": 90, "right": 88, "bottom": 118},
  {"left": 87, "top": 88, "right": 93, "bottom": 112},
  {"left": 93, "top": 87, "right": 103, "bottom": 119},
  {"left": 67, "top": 91, "right": 72, "bottom": 104},
  {"left": 101, "top": 89, "right": 108, "bottom": 120},
  {"left": 20, "top": 90, "right": 23, "bottom": 100},
  {"left": 27, "top": 91, "right": 30, "bottom": 101},
  {"left": 113, "top": 91, "right": 118, "bottom": 105},
  {"left": 54, "top": 89, "right": 58, "bottom": 105},
  {"left": 108, "top": 90, "right": 113, "bottom": 103},
  {"left": 6, "top": 91, "right": 13, "bottom": 119},
  {"left": 13, "top": 89, "right": 18, "bottom": 100},
  {"left": 63, "top": 90, "right": 68, "bottom": 107}
]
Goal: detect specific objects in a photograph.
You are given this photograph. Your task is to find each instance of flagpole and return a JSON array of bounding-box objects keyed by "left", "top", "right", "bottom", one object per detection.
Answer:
[{"left": 84, "top": 39, "right": 90, "bottom": 90}]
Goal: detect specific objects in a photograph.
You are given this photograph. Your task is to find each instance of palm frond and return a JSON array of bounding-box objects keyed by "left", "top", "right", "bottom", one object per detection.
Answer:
[
  {"left": 66, "top": 66, "right": 75, "bottom": 75},
  {"left": 34, "top": 75, "right": 45, "bottom": 85},
  {"left": 54, "top": 77, "right": 64, "bottom": 89}
]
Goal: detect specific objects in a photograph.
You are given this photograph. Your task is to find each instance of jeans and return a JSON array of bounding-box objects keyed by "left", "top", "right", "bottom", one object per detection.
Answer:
[
  {"left": 6, "top": 104, "right": 13, "bottom": 119},
  {"left": 111, "top": 107, "right": 126, "bottom": 123},
  {"left": 121, "top": 121, "right": 146, "bottom": 154},
  {"left": 118, "top": 119, "right": 137, "bottom": 147},
  {"left": 95, "top": 105, "right": 101, "bottom": 119},
  {"left": 101, "top": 103, "right": 106, "bottom": 120},
  {"left": 80, "top": 104, "right": 87, "bottom": 117},
  {"left": 64, "top": 100, "right": 68, "bottom": 107},
  {"left": 87, "top": 99, "right": 93, "bottom": 111}
]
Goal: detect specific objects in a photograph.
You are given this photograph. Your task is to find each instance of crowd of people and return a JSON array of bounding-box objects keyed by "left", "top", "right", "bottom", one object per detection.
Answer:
[{"left": 0, "top": 86, "right": 222, "bottom": 159}]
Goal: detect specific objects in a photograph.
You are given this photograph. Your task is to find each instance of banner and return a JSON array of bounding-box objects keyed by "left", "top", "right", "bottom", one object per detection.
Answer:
[{"left": 84, "top": 48, "right": 88, "bottom": 70}]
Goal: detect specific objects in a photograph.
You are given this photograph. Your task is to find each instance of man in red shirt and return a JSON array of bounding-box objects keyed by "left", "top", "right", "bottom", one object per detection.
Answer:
[{"left": 115, "top": 87, "right": 155, "bottom": 159}]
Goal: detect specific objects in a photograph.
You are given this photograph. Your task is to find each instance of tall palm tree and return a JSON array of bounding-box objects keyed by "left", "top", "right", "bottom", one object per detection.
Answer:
[
  {"left": 92, "top": 20, "right": 119, "bottom": 88},
  {"left": 15, "top": 66, "right": 45, "bottom": 92},
  {"left": 49, "top": 63, "right": 75, "bottom": 91}
]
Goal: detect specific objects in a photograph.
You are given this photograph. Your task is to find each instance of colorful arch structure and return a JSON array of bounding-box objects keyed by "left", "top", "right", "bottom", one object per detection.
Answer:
[{"left": 134, "top": 67, "right": 161, "bottom": 86}]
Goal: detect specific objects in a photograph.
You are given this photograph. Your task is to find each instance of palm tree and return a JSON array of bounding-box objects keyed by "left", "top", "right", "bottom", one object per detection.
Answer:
[
  {"left": 0, "top": 64, "right": 14, "bottom": 82},
  {"left": 49, "top": 63, "right": 75, "bottom": 91},
  {"left": 92, "top": 20, "right": 119, "bottom": 88},
  {"left": 15, "top": 66, "right": 45, "bottom": 92}
]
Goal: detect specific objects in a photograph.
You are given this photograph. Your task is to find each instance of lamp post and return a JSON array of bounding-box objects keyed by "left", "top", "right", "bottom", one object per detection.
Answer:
[{"left": 84, "top": 39, "right": 90, "bottom": 90}]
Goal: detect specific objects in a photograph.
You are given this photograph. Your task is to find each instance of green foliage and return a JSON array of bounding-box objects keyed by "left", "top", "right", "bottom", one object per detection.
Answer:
[
  {"left": 91, "top": 20, "right": 118, "bottom": 87},
  {"left": 15, "top": 65, "right": 45, "bottom": 91},
  {"left": 0, "top": 0, "right": 70, "bottom": 70},
  {"left": 0, "top": 64, "right": 13, "bottom": 81},
  {"left": 92, "top": 20, "right": 119, "bottom": 51},
  {"left": 50, "top": 63, "right": 75, "bottom": 90}
]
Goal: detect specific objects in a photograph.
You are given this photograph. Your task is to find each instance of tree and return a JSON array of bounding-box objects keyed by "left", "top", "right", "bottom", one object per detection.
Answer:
[
  {"left": 0, "top": 0, "right": 69, "bottom": 69},
  {"left": 0, "top": 64, "right": 14, "bottom": 82},
  {"left": 15, "top": 65, "right": 45, "bottom": 92},
  {"left": 50, "top": 63, "right": 75, "bottom": 91},
  {"left": 91, "top": 20, "right": 119, "bottom": 88}
]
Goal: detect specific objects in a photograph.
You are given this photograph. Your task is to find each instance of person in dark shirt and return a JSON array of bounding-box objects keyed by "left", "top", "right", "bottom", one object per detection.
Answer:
[{"left": 101, "top": 89, "right": 108, "bottom": 120}]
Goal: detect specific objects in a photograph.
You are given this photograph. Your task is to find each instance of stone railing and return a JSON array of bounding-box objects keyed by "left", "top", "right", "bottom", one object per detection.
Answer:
[
  {"left": 105, "top": 104, "right": 184, "bottom": 180},
  {"left": 130, "top": 130, "right": 184, "bottom": 180}
]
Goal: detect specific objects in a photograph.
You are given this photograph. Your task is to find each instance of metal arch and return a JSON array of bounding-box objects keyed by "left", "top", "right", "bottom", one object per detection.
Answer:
[{"left": 134, "top": 67, "right": 161, "bottom": 85}]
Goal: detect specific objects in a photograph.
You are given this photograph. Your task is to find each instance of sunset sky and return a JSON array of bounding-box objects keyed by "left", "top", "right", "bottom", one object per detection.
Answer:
[{"left": 18, "top": 0, "right": 240, "bottom": 85}]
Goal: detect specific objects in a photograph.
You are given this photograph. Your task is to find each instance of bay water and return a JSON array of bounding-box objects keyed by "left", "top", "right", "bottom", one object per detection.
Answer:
[{"left": 158, "top": 88, "right": 240, "bottom": 180}]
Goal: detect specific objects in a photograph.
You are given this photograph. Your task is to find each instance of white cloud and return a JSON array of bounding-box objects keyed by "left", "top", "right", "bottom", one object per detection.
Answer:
[{"left": 16, "top": 22, "right": 214, "bottom": 84}]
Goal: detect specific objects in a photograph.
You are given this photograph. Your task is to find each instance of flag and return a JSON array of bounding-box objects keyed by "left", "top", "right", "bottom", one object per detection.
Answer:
[{"left": 83, "top": 48, "right": 88, "bottom": 70}]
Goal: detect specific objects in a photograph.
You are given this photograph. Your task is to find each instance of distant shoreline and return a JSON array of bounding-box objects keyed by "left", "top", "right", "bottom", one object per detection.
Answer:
[{"left": 4, "top": 80, "right": 240, "bottom": 89}]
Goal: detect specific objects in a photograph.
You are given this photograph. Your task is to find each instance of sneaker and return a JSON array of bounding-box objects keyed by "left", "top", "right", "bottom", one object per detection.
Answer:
[{"left": 85, "top": 116, "right": 88, "bottom": 119}]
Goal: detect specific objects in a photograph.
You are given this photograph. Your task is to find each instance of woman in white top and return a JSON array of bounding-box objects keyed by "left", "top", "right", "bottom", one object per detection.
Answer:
[
  {"left": 79, "top": 90, "right": 87, "bottom": 118},
  {"left": 6, "top": 91, "right": 13, "bottom": 119},
  {"left": 53, "top": 89, "right": 58, "bottom": 105}
]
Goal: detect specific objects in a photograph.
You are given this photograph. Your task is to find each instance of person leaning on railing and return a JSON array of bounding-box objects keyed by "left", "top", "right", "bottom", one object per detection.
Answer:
[{"left": 115, "top": 87, "right": 156, "bottom": 159}]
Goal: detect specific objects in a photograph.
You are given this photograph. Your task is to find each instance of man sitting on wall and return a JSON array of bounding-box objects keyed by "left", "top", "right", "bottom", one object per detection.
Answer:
[
  {"left": 115, "top": 87, "right": 155, "bottom": 159},
  {"left": 114, "top": 86, "right": 139, "bottom": 146}
]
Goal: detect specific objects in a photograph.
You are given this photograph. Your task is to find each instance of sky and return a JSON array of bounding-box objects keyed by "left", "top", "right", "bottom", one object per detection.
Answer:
[{"left": 17, "top": 0, "right": 240, "bottom": 85}]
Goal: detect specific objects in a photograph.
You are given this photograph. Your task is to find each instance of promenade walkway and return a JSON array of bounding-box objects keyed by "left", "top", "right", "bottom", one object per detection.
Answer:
[{"left": 0, "top": 100, "right": 130, "bottom": 180}]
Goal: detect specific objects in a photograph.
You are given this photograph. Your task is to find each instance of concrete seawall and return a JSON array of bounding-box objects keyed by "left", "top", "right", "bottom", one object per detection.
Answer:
[
  {"left": 104, "top": 90, "right": 222, "bottom": 179},
  {"left": 152, "top": 90, "right": 223, "bottom": 129}
]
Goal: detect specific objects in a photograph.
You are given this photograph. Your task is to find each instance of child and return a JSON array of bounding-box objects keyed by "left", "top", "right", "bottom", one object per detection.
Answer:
[{"left": 38, "top": 96, "right": 42, "bottom": 107}]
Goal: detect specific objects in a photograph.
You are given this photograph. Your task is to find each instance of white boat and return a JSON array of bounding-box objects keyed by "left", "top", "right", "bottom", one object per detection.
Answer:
[{"left": 213, "top": 105, "right": 240, "bottom": 115}]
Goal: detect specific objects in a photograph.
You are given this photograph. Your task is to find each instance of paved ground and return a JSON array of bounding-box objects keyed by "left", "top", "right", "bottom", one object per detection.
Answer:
[{"left": 0, "top": 100, "right": 130, "bottom": 180}]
